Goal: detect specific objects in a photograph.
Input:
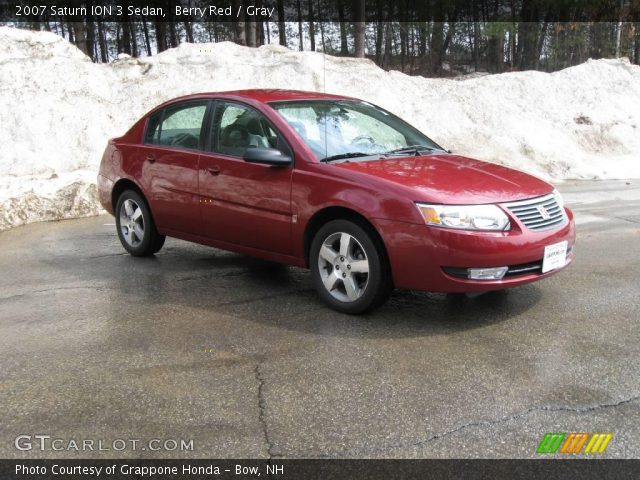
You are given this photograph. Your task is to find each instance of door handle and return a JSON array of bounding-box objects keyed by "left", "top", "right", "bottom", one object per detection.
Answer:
[
  {"left": 206, "top": 166, "right": 221, "bottom": 176},
  {"left": 145, "top": 154, "right": 156, "bottom": 163}
]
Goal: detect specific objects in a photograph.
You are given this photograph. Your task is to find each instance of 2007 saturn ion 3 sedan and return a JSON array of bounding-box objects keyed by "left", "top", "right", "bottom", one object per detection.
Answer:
[{"left": 98, "top": 90, "right": 575, "bottom": 314}]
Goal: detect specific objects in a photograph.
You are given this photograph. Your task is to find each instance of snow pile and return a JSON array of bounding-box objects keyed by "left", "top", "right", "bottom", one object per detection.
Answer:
[{"left": 1, "top": 26, "right": 640, "bottom": 230}]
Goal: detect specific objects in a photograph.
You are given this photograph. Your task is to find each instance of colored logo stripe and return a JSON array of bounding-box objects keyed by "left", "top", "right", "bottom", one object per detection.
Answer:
[
  {"left": 584, "top": 433, "right": 613, "bottom": 454},
  {"left": 560, "top": 433, "right": 589, "bottom": 454},
  {"left": 537, "top": 433, "right": 565, "bottom": 453},
  {"left": 537, "top": 433, "right": 613, "bottom": 454}
]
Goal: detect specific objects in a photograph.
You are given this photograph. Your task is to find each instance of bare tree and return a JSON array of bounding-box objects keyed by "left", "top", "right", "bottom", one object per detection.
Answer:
[
  {"left": 338, "top": 0, "right": 349, "bottom": 54},
  {"left": 353, "top": 0, "right": 366, "bottom": 58},
  {"left": 308, "top": 0, "right": 316, "bottom": 51},
  {"left": 277, "top": 0, "right": 287, "bottom": 47},
  {"left": 141, "top": 19, "right": 152, "bottom": 56},
  {"left": 297, "top": 0, "right": 304, "bottom": 50},
  {"left": 72, "top": 22, "right": 89, "bottom": 56},
  {"left": 247, "top": 21, "right": 258, "bottom": 47}
]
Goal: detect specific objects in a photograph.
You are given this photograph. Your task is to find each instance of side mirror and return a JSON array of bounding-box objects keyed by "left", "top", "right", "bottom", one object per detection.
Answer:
[{"left": 243, "top": 148, "right": 292, "bottom": 167}]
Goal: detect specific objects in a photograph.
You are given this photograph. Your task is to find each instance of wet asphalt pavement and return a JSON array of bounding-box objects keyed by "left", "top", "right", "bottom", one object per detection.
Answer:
[{"left": 1, "top": 180, "right": 639, "bottom": 459}]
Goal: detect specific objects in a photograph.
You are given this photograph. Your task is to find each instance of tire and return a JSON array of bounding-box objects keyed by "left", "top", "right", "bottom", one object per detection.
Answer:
[
  {"left": 115, "top": 189, "right": 165, "bottom": 256},
  {"left": 310, "top": 219, "right": 392, "bottom": 314}
]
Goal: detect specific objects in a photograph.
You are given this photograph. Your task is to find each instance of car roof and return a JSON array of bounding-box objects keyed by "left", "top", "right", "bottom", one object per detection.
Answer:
[{"left": 163, "top": 89, "right": 357, "bottom": 105}]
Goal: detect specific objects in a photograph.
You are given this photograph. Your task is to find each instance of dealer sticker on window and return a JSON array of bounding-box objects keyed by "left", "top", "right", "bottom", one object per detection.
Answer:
[{"left": 542, "top": 240, "right": 568, "bottom": 273}]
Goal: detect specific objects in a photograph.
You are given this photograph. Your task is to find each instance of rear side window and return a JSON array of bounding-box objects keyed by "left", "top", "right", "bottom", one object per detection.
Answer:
[{"left": 145, "top": 102, "right": 208, "bottom": 150}]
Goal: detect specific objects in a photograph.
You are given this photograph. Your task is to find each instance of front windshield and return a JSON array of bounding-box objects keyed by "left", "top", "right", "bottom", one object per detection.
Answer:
[{"left": 270, "top": 100, "right": 445, "bottom": 162}]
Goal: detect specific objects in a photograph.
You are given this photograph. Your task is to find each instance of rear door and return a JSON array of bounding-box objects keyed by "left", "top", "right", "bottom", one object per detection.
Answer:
[
  {"left": 198, "top": 101, "right": 294, "bottom": 255},
  {"left": 138, "top": 100, "right": 210, "bottom": 234}
]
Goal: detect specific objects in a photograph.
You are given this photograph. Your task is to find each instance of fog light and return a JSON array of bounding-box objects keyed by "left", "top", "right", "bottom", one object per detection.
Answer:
[{"left": 468, "top": 266, "right": 508, "bottom": 280}]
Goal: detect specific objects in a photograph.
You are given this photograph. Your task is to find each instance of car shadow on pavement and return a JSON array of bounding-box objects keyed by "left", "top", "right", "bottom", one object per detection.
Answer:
[{"left": 67, "top": 239, "right": 544, "bottom": 340}]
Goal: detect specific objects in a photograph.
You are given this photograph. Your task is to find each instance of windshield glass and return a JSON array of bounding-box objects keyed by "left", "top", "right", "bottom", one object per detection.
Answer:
[{"left": 269, "top": 100, "right": 444, "bottom": 162}]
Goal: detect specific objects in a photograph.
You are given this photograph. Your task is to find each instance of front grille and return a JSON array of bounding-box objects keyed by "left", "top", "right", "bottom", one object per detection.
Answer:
[{"left": 503, "top": 193, "right": 567, "bottom": 231}]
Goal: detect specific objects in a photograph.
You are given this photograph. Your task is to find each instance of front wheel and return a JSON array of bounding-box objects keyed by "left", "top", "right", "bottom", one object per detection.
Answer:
[
  {"left": 115, "top": 190, "right": 165, "bottom": 256},
  {"left": 310, "top": 219, "right": 392, "bottom": 314}
]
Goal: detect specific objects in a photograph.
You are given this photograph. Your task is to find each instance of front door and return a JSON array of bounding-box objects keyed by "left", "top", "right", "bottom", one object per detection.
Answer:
[{"left": 198, "top": 101, "right": 293, "bottom": 255}]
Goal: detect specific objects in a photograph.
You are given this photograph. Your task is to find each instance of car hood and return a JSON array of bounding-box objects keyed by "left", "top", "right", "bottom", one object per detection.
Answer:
[{"left": 333, "top": 154, "right": 552, "bottom": 204}]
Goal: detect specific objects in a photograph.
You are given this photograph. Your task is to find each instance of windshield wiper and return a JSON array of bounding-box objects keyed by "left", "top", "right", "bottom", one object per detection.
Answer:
[
  {"left": 383, "top": 145, "right": 442, "bottom": 156},
  {"left": 320, "top": 152, "right": 370, "bottom": 163}
]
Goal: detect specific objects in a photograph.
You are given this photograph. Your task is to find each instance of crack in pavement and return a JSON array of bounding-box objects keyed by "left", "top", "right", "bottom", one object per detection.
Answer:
[
  {"left": 254, "top": 362, "right": 275, "bottom": 459},
  {"left": 325, "top": 394, "right": 640, "bottom": 457},
  {"left": 612, "top": 216, "right": 640, "bottom": 225},
  {"left": 86, "top": 252, "right": 129, "bottom": 258}
]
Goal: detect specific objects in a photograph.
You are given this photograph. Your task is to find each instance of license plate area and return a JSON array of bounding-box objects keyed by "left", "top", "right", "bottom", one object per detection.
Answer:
[{"left": 542, "top": 240, "right": 568, "bottom": 273}]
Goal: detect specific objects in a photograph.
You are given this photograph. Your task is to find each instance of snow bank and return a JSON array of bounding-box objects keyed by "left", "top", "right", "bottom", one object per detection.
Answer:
[{"left": 1, "top": 26, "right": 640, "bottom": 230}]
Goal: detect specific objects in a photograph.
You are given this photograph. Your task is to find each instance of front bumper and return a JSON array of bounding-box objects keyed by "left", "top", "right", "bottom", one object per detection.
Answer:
[{"left": 376, "top": 208, "right": 576, "bottom": 293}]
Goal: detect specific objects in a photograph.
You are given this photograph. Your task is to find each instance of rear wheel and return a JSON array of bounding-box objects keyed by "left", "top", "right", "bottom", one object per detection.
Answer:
[
  {"left": 310, "top": 219, "right": 392, "bottom": 314},
  {"left": 115, "top": 190, "right": 165, "bottom": 256}
]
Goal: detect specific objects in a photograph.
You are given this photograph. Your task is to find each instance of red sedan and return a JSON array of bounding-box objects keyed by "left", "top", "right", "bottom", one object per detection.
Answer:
[{"left": 98, "top": 90, "right": 575, "bottom": 313}]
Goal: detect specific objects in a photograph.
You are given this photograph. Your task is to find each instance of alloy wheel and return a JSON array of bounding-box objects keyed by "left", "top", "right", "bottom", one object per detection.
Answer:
[
  {"left": 119, "top": 198, "right": 145, "bottom": 247},
  {"left": 317, "top": 232, "right": 370, "bottom": 302}
]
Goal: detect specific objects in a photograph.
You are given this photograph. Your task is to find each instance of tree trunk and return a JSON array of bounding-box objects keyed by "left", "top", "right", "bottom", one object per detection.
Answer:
[
  {"left": 115, "top": 24, "right": 121, "bottom": 55},
  {"left": 319, "top": 17, "right": 326, "bottom": 51},
  {"left": 338, "top": 0, "right": 349, "bottom": 55},
  {"left": 374, "top": 0, "right": 384, "bottom": 63},
  {"left": 418, "top": 22, "right": 427, "bottom": 56},
  {"left": 236, "top": 2, "right": 247, "bottom": 46},
  {"left": 472, "top": 0, "right": 480, "bottom": 71},
  {"left": 258, "top": 20, "right": 265, "bottom": 46},
  {"left": 85, "top": 20, "right": 96, "bottom": 61},
  {"left": 535, "top": 21, "right": 548, "bottom": 70},
  {"left": 308, "top": 0, "right": 316, "bottom": 51},
  {"left": 132, "top": 22, "right": 140, "bottom": 57},
  {"left": 277, "top": 0, "right": 287, "bottom": 47},
  {"left": 353, "top": 0, "right": 365, "bottom": 58},
  {"left": 383, "top": 21, "right": 393, "bottom": 68},
  {"left": 155, "top": 22, "right": 167, "bottom": 53},
  {"left": 430, "top": 22, "right": 444, "bottom": 74},
  {"left": 184, "top": 21, "right": 194, "bottom": 44},
  {"left": 400, "top": 23, "right": 407, "bottom": 70},
  {"left": 122, "top": 21, "right": 132, "bottom": 55},
  {"left": 72, "top": 22, "right": 89, "bottom": 57},
  {"left": 247, "top": 21, "right": 258, "bottom": 47},
  {"left": 510, "top": 0, "right": 517, "bottom": 69},
  {"left": 141, "top": 19, "right": 152, "bottom": 56},
  {"left": 169, "top": 22, "right": 179, "bottom": 48},
  {"left": 67, "top": 22, "right": 75, "bottom": 44},
  {"left": 97, "top": 21, "right": 108, "bottom": 62},
  {"left": 635, "top": 24, "right": 640, "bottom": 64},
  {"left": 297, "top": 0, "right": 304, "bottom": 50}
]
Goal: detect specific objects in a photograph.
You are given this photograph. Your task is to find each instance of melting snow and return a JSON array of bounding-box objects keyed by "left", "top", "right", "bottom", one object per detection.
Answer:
[{"left": 1, "top": 26, "right": 639, "bottom": 230}]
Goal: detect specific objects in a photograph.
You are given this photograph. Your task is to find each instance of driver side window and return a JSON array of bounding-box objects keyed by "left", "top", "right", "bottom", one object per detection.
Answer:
[{"left": 212, "top": 102, "right": 291, "bottom": 159}]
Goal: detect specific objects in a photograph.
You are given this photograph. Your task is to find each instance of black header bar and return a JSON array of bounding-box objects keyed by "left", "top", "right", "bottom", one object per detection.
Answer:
[{"left": 0, "top": 0, "right": 638, "bottom": 23}]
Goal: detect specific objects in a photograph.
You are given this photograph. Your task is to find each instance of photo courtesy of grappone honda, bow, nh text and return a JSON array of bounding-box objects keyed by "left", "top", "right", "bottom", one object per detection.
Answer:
[{"left": 98, "top": 89, "right": 575, "bottom": 313}]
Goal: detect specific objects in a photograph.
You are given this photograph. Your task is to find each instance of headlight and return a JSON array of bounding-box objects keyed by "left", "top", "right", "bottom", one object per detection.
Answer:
[
  {"left": 416, "top": 203, "right": 510, "bottom": 231},
  {"left": 552, "top": 188, "right": 564, "bottom": 210}
]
